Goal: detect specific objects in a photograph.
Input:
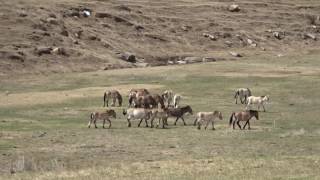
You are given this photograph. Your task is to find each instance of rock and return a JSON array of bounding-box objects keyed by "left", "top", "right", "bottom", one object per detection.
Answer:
[
  {"left": 35, "top": 47, "right": 52, "bottom": 56},
  {"left": 228, "top": 4, "right": 240, "bottom": 12},
  {"left": 82, "top": 10, "right": 91, "bottom": 17},
  {"left": 177, "top": 60, "right": 187, "bottom": 64},
  {"left": 119, "top": 52, "right": 136, "bottom": 63},
  {"left": 46, "top": 18, "right": 58, "bottom": 25},
  {"left": 95, "top": 12, "right": 112, "bottom": 18},
  {"left": 184, "top": 56, "right": 202, "bottom": 63},
  {"left": 203, "top": 33, "right": 217, "bottom": 41},
  {"left": 273, "top": 32, "right": 281, "bottom": 40},
  {"left": 75, "top": 30, "right": 83, "bottom": 39},
  {"left": 229, "top": 51, "right": 242, "bottom": 57},
  {"left": 135, "top": 25, "right": 144, "bottom": 31},
  {"left": 247, "top": 39, "right": 253, "bottom": 44},
  {"left": 19, "top": 11, "right": 27, "bottom": 17},
  {"left": 304, "top": 33, "right": 317, "bottom": 40},
  {"left": 60, "top": 29, "right": 69, "bottom": 37},
  {"left": 52, "top": 47, "right": 68, "bottom": 56},
  {"left": 181, "top": 25, "right": 192, "bottom": 31},
  {"left": 202, "top": 57, "right": 216, "bottom": 62}
]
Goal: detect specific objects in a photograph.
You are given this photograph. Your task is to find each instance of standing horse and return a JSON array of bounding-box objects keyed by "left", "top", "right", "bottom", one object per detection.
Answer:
[
  {"left": 150, "top": 108, "right": 169, "bottom": 128},
  {"left": 246, "top": 95, "right": 269, "bottom": 112},
  {"left": 162, "top": 90, "right": 174, "bottom": 107},
  {"left": 152, "top": 94, "right": 165, "bottom": 109},
  {"left": 88, "top": 109, "right": 116, "bottom": 129},
  {"left": 129, "top": 95, "right": 157, "bottom": 109},
  {"left": 194, "top": 111, "right": 223, "bottom": 130},
  {"left": 167, "top": 105, "right": 193, "bottom": 125},
  {"left": 234, "top": 88, "right": 252, "bottom": 104},
  {"left": 229, "top": 110, "right": 259, "bottom": 130},
  {"left": 103, "top": 90, "right": 122, "bottom": 107}
]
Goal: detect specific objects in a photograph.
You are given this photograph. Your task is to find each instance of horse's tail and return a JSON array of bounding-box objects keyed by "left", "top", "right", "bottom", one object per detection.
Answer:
[
  {"left": 103, "top": 92, "right": 107, "bottom": 107},
  {"left": 229, "top": 112, "right": 235, "bottom": 126},
  {"left": 90, "top": 112, "right": 95, "bottom": 121},
  {"left": 234, "top": 90, "right": 238, "bottom": 98}
]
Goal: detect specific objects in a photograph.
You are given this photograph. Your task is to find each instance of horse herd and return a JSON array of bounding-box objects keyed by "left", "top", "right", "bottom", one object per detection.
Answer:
[{"left": 88, "top": 88, "right": 270, "bottom": 130}]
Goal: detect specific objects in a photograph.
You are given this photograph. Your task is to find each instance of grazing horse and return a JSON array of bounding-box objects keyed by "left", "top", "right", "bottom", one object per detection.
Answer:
[
  {"left": 234, "top": 88, "right": 252, "bottom": 104},
  {"left": 246, "top": 95, "right": 269, "bottom": 112},
  {"left": 88, "top": 109, "right": 116, "bottom": 129},
  {"left": 167, "top": 105, "right": 193, "bottom": 125},
  {"left": 194, "top": 111, "right": 223, "bottom": 130},
  {"left": 123, "top": 108, "right": 152, "bottom": 127},
  {"left": 173, "top": 94, "right": 181, "bottom": 108},
  {"left": 162, "top": 90, "right": 174, "bottom": 107},
  {"left": 150, "top": 108, "right": 169, "bottom": 128},
  {"left": 229, "top": 110, "right": 259, "bottom": 130},
  {"left": 103, "top": 90, "right": 122, "bottom": 107}
]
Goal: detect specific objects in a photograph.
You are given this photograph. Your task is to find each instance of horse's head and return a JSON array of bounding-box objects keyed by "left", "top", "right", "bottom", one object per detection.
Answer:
[
  {"left": 186, "top": 105, "right": 193, "bottom": 115},
  {"left": 251, "top": 110, "right": 259, "bottom": 120}
]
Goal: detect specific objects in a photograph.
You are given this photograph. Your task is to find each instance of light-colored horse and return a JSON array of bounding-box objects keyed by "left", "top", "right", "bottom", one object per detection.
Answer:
[
  {"left": 88, "top": 109, "right": 116, "bottom": 129},
  {"left": 150, "top": 108, "right": 169, "bottom": 128},
  {"left": 173, "top": 94, "right": 181, "bottom": 108},
  {"left": 194, "top": 111, "right": 223, "bottom": 130},
  {"left": 103, "top": 90, "right": 122, "bottom": 107},
  {"left": 234, "top": 88, "right": 252, "bottom": 104},
  {"left": 123, "top": 108, "right": 152, "bottom": 127},
  {"left": 162, "top": 90, "right": 174, "bottom": 107},
  {"left": 229, "top": 110, "right": 259, "bottom": 130},
  {"left": 246, "top": 95, "right": 269, "bottom": 112}
]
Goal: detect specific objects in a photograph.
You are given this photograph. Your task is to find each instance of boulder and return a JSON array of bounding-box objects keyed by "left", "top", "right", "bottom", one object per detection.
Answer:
[
  {"left": 228, "top": 4, "right": 240, "bottom": 12},
  {"left": 304, "top": 33, "right": 317, "bottom": 40},
  {"left": 35, "top": 47, "right": 52, "bottom": 56},
  {"left": 229, "top": 51, "right": 242, "bottom": 57},
  {"left": 119, "top": 52, "right": 136, "bottom": 63}
]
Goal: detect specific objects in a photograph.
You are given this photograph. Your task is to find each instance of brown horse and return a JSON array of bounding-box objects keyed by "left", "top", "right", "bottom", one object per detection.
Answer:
[
  {"left": 229, "top": 110, "right": 259, "bottom": 130},
  {"left": 152, "top": 94, "right": 165, "bottom": 109},
  {"left": 167, "top": 105, "right": 193, "bottom": 125},
  {"left": 103, "top": 90, "right": 122, "bottom": 107},
  {"left": 88, "top": 109, "right": 117, "bottom": 129},
  {"left": 129, "top": 95, "right": 158, "bottom": 109}
]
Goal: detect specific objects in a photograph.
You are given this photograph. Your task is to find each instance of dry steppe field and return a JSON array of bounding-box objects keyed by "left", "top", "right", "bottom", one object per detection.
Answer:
[{"left": 1, "top": 0, "right": 320, "bottom": 179}]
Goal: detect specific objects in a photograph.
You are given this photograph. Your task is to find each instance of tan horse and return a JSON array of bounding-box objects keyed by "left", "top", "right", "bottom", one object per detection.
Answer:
[
  {"left": 194, "top": 111, "right": 223, "bottom": 130},
  {"left": 103, "top": 90, "right": 122, "bottom": 107},
  {"left": 88, "top": 109, "right": 117, "bottom": 129},
  {"left": 229, "top": 110, "right": 259, "bottom": 130},
  {"left": 123, "top": 108, "right": 152, "bottom": 127},
  {"left": 150, "top": 108, "right": 169, "bottom": 128}
]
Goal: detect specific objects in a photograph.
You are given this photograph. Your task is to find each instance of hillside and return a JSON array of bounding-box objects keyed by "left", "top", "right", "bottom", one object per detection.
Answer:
[{"left": 1, "top": 0, "right": 320, "bottom": 76}]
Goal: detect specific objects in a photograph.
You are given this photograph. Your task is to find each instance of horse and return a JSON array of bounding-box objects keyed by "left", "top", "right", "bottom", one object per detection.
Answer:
[
  {"left": 103, "top": 90, "right": 122, "bottom": 107},
  {"left": 173, "top": 94, "right": 181, "bottom": 108},
  {"left": 246, "top": 95, "right": 269, "bottom": 112},
  {"left": 150, "top": 108, "right": 169, "bottom": 128},
  {"left": 152, "top": 94, "right": 165, "bottom": 109},
  {"left": 167, "top": 105, "right": 193, "bottom": 125},
  {"left": 229, "top": 110, "right": 259, "bottom": 130},
  {"left": 129, "top": 95, "right": 158, "bottom": 109},
  {"left": 234, "top": 88, "right": 252, "bottom": 104},
  {"left": 88, "top": 109, "right": 116, "bottom": 129},
  {"left": 194, "top": 111, "right": 223, "bottom": 130},
  {"left": 123, "top": 108, "right": 152, "bottom": 127},
  {"left": 162, "top": 90, "right": 174, "bottom": 107}
]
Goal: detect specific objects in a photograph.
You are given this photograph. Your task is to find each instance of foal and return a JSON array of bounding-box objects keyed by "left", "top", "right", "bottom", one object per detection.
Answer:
[
  {"left": 229, "top": 110, "right": 259, "bottom": 130},
  {"left": 88, "top": 109, "right": 116, "bottom": 129},
  {"left": 167, "top": 105, "right": 193, "bottom": 125},
  {"left": 194, "top": 111, "right": 223, "bottom": 130}
]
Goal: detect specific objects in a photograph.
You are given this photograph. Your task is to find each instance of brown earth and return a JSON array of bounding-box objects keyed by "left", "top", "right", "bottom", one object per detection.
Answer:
[{"left": 1, "top": 0, "right": 319, "bottom": 76}]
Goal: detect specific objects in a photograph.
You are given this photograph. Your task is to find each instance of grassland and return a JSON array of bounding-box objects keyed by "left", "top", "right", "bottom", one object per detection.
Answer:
[{"left": 1, "top": 52, "right": 320, "bottom": 179}]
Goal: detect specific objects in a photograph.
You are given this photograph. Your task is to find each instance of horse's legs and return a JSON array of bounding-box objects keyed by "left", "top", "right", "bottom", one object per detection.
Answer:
[
  {"left": 243, "top": 120, "right": 248, "bottom": 129},
  {"left": 236, "top": 120, "right": 242, "bottom": 129},
  {"left": 181, "top": 117, "right": 187, "bottom": 126},
  {"left": 247, "top": 121, "right": 251, "bottom": 130},
  {"left": 204, "top": 120, "right": 210, "bottom": 130},
  {"left": 262, "top": 103, "right": 266, "bottom": 112},
  {"left": 103, "top": 119, "right": 106, "bottom": 129},
  {"left": 88, "top": 119, "right": 92, "bottom": 128},
  {"left": 150, "top": 117, "right": 155, "bottom": 128},
  {"left": 197, "top": 121, "right": 201, "bottom": 130},
  {"left": 193, "top": 118, "right": 198, "bottom": 126},
  {"left": 145, "top": 118, "right": 149, "bottom": 127},
  {"left": 138, "top": 118, "right": 143, "bottom": 127},
  {"left": 211, "top": 120, "right": 215, "bottom": 130},
  {"left": 127, "top": 118, "right": 131, "bottom": 127},
  {"left": 94, "top": 119, "right": 98, "bottom": 128},
  {"left": 107, "top": 118, "right": 111, "bottom": 128},
  {"left": 174, "top": 117, "right": 179, "bottom": 125},
  {"left": 233, "top": 120, "right": 236, "bottom": 129}
]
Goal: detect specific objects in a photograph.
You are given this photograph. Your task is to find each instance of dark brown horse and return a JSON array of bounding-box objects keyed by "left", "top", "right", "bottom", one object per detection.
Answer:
[
  {"left": 129, "top": 95, "right": 157, "bottom": 109},
  {"left": 229, "top": 110, "right": 259, "bottom": 130},
  {"left": 167, "top": 105, "right": 193, "bottom": 125},
  {"left": 152, "top": 94, "right": 165, "bottom": 109}
]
